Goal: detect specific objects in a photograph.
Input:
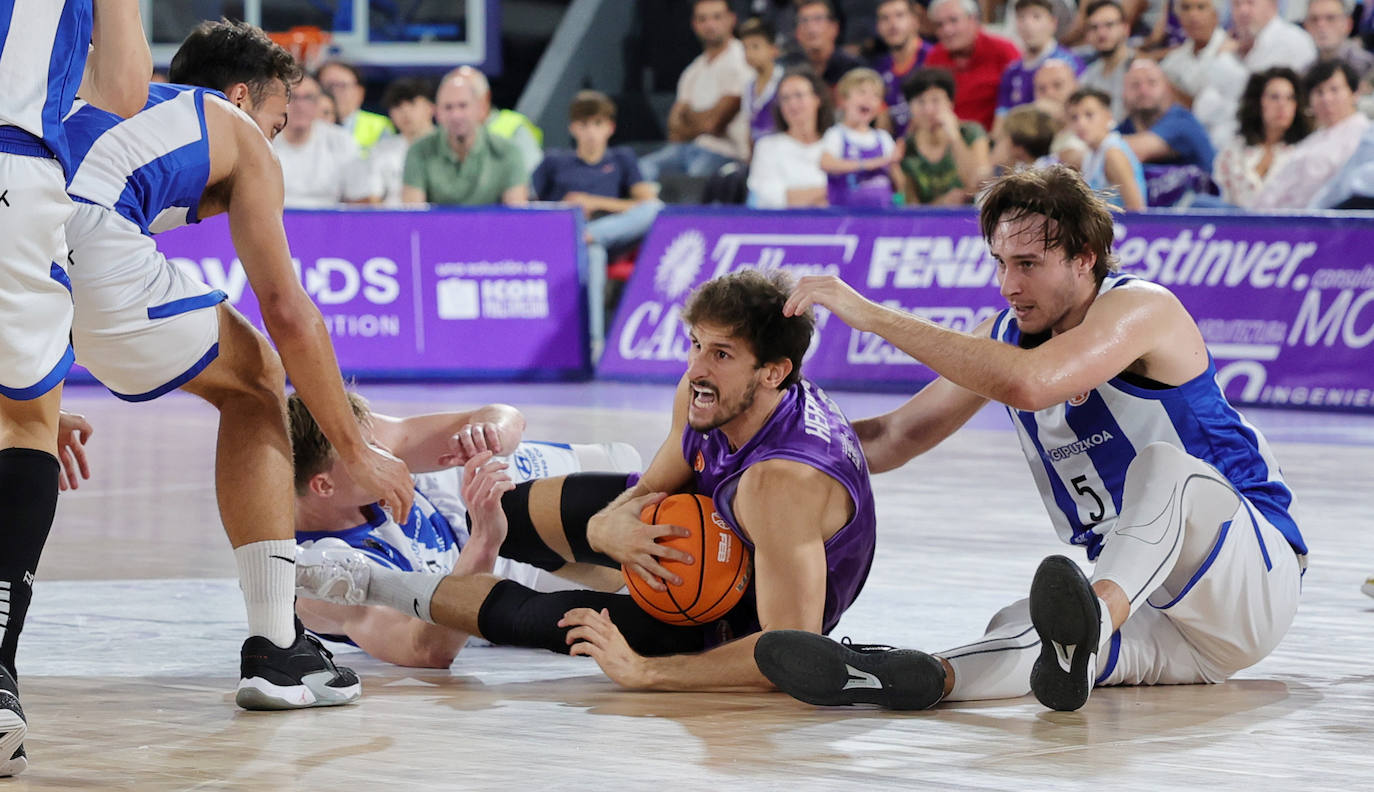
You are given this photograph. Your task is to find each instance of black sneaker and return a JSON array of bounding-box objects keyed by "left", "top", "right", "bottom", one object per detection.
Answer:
[
  {"left": 1029, "top": 554, "right": 1102, "bottom": 712},
  {"left": 236, "top": 632, "right": 362, "bottom": 710},
  {"left": 0, "top": 666, "right": 24, "bottom": 775},
  {"left": 0, "top": 745, "right": 25, "bottom": 778},
  {"left": 754, "top": 630, "right": 946, "bottom": 710}
]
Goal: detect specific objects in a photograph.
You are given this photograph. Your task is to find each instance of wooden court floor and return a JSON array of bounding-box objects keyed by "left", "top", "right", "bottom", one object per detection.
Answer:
[{"left": 8, "top": 382, "right": 1373, "bottom": 791}]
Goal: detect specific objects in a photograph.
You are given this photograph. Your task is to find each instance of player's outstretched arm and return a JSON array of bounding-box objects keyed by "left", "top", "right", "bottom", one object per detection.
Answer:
[
  {"left": 854, "top": 316, "right": 998, "bottom": 473},
  {"left": 586, "top": 375, "right": 697, "bottom": 590},
  {"left": 224, "top": 114, "right": 413, "bottom": 515},
  {"left": 562, "top": 459, "right": 839, "bottom": 692},
  {"left": 80, "top": 0, "right": 151, "bottom": 118},
  {"left": 788, "top": 275, "right": 1191, "bottom": 411},
  {"left": 855, "top": 376, "right": 989, "bottom": 473},
  {"left": 368, "top": 404, "right": 526, "bottom": 473}
]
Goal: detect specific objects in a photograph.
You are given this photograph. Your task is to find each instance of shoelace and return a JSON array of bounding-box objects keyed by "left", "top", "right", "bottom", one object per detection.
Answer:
[
  {"left": 840, "top": 636, "right": 899, "bottom": 654},
  {"left": 304, "top": 633, "right": 335, "bottom": 661}
]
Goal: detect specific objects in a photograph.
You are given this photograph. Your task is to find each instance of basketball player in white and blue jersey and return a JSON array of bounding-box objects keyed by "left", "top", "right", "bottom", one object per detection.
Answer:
[
  {"left": 0, "top": 0, "right": 148, "bottom": 776},
  {"left": 757, "top": 164, "right": 1305, "bottom": 712},
  {"left": 288, "top": 392, "right": 640, "bottom": 668},
  {"left": 60, "top": 20, "right": 414, "bottom": 711}
]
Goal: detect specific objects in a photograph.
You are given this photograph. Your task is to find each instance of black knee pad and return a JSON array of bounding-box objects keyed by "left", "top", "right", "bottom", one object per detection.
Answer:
[
  {"left": 558, "top": 473, "right": 633, "bottom": 566},
  {"left": 476, "top": 579, "right": 712, "bottom": 656},
  {"left": 491, "top": 480, "right": 567, "bottom": 571}
]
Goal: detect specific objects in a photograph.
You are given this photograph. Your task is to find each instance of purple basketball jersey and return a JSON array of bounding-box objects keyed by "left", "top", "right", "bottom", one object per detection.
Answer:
[
  {"left": 873, "top": 44, "right": 929, "bottom": 138},
  {"left": 681, "top": 380, "right": 877, "bottom": 634},
  {"left": 995, "top": 45, "right": 1083, "bottom": 113},
  {"left": 826, "top": 127, "right": 894, "bottom": 208}
]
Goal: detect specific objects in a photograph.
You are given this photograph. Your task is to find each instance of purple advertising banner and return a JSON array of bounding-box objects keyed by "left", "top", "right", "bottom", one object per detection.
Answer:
[
  {"left": 600, "top": 207, "right": 1374, "bottom": 412},
  {"left": 71, "top": 208, "right": 589, "bottom": 383}
]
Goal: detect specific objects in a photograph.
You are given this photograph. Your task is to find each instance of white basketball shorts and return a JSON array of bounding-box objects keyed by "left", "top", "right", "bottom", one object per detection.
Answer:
[
  {"left": 1098, "top": 497, "right": 1302, "bottom": 686},
  {"left": 0, "top": 151, "right": 76, "bottom": 399},
  {"left": 65, "top": 203, "right": 226, "bottom": 400}
]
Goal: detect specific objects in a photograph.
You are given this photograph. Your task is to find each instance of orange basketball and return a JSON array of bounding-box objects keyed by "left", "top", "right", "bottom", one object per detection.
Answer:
[{"left": 623, "top": 494, "right": 752, "bottom": 626}]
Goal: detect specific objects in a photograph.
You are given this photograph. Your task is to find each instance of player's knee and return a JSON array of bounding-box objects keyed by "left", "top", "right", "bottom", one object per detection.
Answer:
[
  {"left": 476, "top": 579, "right": 573, "bottom": 654},
  {"left": 1125, "top": 441, "right": 1188, "bottom": 483},
  {"left": 984, "top": 598, "right": 1030, "bottom": 634}
]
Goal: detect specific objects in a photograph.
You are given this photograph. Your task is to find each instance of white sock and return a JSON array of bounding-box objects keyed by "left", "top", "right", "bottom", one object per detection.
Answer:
[
  {"left": 233, "top": 539, "right": 298, "bottom": 649},
  {"left": 365, "top": 566, "right": 444, "bottom": 623},
  {"left": 1096, "top": 596, "right": 1115, "bottom": 653},
  {"left": 570, "top": 442, "right": 642, "bottom": 473}
]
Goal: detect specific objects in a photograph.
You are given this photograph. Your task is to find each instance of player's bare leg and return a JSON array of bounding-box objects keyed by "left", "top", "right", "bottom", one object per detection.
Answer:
[{"left": 181, "top": 306, "right": 359, "bottom": 709}]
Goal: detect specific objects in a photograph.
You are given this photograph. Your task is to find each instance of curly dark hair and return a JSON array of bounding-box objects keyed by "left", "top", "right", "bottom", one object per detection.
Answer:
[
  {"left": 169, "top": 19, "right": 302, "bottom": 104},
  {"left": 1237, "top": 67, "right": 1310, "bottom": 147},
  {"left": 681, "top": 270, "right": 814, "bottom": 389},
  {"left": 772, "top": 69, "right": 834, "bottom": 137},
  {"left": 901, "top": 67, "right": 956, "bottom": 103},
  {"left": 978, "top": 165, "right": 1119, "bottom": 286}
]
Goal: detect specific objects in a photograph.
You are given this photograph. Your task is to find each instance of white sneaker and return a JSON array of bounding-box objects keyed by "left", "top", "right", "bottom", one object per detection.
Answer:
[
  {"left": 1362, "top": 575, "right": 1374, "bottom": 599},
  {"left": 295, "top": 540, "right": 372, "bottom": 606}
]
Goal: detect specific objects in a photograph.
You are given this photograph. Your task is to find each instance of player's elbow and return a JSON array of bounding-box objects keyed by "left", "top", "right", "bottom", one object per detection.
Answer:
[
  {"left": 1002, "top": 380, "right": 1054, "bottom": 412},
  {"left": 258, "top": 293, "right": 318, "bottom": 343}
]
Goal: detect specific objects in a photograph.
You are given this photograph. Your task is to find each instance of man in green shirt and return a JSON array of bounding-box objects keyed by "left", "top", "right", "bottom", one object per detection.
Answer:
[{"left": 401, "top": 68, "right": 529, "bottom": 207}]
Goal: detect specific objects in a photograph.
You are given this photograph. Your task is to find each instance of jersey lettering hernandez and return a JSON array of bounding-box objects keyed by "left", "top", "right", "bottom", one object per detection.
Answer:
[
  {"left": 64, "top": 83, "right": 219, "bottom": 235},
  {"left": 993, "top": 274, "right": 1304, "bottom": 561},
  {"left": 682, "top": 380, "right": 876, "bottom": 634}
]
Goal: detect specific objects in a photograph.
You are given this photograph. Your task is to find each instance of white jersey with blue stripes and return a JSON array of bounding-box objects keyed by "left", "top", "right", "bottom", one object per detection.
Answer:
[
  {"left": 992, "top": 273, "right": 1303, "bottom": 561},
  {"left": 0, "top": 0, "right": 91, "bottom": 173},
  {"left": 64, "top": 82, "right": 219, "bottom": 236},
  {"left": 296, "top": 442, "right": 595, "bottom": 575}
]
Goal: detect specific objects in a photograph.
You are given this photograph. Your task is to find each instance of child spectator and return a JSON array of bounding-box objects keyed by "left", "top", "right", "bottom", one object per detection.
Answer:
[
  {"left": 897, "top": 67, "right": 990, "bottom": 205},
  {"left": 1067, "top": 87, "right": 1147, "bottom": 209},
  {"left": 532, "top": 91, "right": 662, "bottom": 357},
  {"left": 820, "top": 68, "right": 899, "bottom": 207},
  {"left": 740, "top": 18, "right": 783, "bottom": 145}
]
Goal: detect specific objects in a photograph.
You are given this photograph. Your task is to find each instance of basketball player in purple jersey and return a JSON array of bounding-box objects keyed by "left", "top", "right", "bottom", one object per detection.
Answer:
[
  {"left": 295, "top": 270, "right": 880, "bottom": 691},
  {"left": 0, "top": 0, "right": 148, "bottom": 777},
  {"left": 871, "top": 0, "right": 931, "bottom": 138}
]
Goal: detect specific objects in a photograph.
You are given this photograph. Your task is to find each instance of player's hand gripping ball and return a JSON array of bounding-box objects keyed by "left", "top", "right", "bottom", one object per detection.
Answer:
[{"left": 623, "top": 494, "right": 752, "bottom": 625}]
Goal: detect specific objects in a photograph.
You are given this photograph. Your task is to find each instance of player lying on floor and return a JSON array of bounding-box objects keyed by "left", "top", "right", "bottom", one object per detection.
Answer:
[{"left": 288, "top": 392, "right": 640, "bottom": 667}]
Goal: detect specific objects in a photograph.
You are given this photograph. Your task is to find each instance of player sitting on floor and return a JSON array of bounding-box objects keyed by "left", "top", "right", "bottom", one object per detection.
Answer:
[
  {"left": 290, "top": 392, "right": 640, "bottom": 668},
  {"left": 295, "top": 270, "right": 879, "bottom": 691},
  {"left": 754, "top": 164, "right": 1306, "bottom": 712}
]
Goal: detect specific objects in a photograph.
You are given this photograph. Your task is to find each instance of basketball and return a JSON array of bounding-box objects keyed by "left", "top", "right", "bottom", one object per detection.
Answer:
[{"left": 623, "top": 494, "right": 752, "bottom": 626}]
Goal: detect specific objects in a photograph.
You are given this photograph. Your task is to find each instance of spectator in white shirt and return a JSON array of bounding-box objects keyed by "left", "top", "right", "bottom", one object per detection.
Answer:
[
  {"left": 639, "top": 0, "right": 754, "bottom": 182},
  {"left": 274, "top": 75, "right": 379, "bottom": 208},
  {"left": 1252, "top": 60, "right": 1369, "bottom": 208},
  {"left": 1232, "top": 0, "right": 1318, "bottom": 72},
  {"left": 1212, "top": 67, "right": 1310, "bottom": 207},
  {"left": 1159, "top": 0, "right": 1250, "bottom": 150},
  {"left": 748, "top": 70, "right": 833, "bottom": 207},
  {"left": 370, "top": 78, "right": 435, "bottom": 206}
]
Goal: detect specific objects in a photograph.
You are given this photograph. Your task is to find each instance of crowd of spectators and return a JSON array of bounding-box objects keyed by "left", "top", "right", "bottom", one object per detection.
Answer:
[{"left": 263, "top": 0, "right": 1374, "bottom": 349}]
